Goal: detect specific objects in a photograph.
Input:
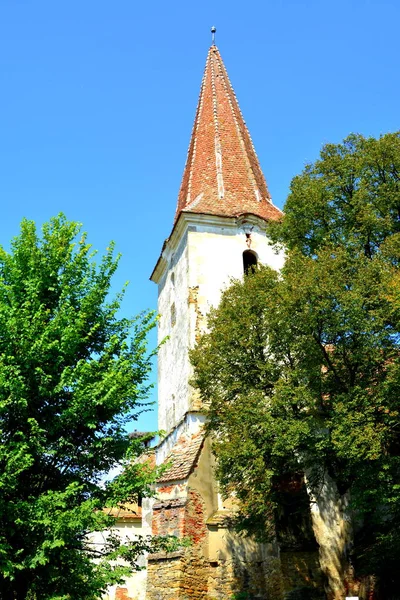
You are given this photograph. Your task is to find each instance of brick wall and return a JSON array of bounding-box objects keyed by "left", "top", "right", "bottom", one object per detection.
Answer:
[
  {"left": 152, "top": 498, "right": 186, "bottom": 537},
  {"left": 183, "top": 490, "right": 207, "bottom": 544}
]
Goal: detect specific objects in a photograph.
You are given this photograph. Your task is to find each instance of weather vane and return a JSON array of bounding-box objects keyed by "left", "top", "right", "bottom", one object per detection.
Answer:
[{"left": 211, "top": 26, "right": 216, "bottom": 45}]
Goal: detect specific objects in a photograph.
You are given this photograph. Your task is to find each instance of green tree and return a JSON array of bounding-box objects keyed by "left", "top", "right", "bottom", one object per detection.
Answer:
[
  {"left": 191, "top": 133, "right": 400, "bottom": 598},
  {"left": 0, "top": 215, "right": 171, "bottom": 600}
]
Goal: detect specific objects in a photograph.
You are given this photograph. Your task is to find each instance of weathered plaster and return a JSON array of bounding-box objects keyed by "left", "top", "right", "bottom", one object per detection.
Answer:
[
  {"left": 154, "top": 213, "right": 284, "bottom": 436},
  {"left": 94, "top": 519, "right": 148, "bottom": 600}
]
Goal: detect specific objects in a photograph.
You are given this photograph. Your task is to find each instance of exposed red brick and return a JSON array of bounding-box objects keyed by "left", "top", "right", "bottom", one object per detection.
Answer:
[
  {"left": 152, "top": 498, "right": 186, "bottom": 536},
  {"left": 115, "top": 587, "right": 132, "bottom": 600},
  {"left": 184, "top": 489, "right": 207, "bottom": 545},
  {"left": 158, "top": 484, "right": 175, "bottom": 494}
]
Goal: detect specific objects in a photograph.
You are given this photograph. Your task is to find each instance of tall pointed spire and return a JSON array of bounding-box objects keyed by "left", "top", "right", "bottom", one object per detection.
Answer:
[{"left": 175, "top": 44, "right": 282, "bottom": 223}]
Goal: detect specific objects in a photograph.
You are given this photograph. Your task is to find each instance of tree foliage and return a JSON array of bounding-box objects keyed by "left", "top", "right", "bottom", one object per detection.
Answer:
[
  {"left": 191, "top": 133, "right": 400, "bottom": 589},
  {"left": 0, "top": 215, "right": 169, "bottom": 600}
]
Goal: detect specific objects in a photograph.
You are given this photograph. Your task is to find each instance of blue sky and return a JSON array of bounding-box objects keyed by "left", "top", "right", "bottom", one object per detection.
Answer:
[{"left": 0, "top": 0, "right": 398, "bottom": 432}]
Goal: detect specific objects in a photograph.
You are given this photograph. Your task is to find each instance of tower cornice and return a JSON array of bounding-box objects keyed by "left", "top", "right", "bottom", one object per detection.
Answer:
[{"left": 150, "top": 211, "right": 269, "bottom": 284}]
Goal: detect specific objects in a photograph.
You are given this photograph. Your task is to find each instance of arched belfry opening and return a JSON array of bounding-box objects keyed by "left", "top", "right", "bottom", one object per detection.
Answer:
[{"left": 243, "top": 250, "right": 258, "bottom": 274}]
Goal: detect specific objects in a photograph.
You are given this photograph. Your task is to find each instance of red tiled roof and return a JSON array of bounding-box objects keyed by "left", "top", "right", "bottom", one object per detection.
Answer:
[
  {"left": 175, "top": 45, "right": 282, "bottom": 223},
  {"left": 158, "top": 433, "right": 204, "bottom": 483}
]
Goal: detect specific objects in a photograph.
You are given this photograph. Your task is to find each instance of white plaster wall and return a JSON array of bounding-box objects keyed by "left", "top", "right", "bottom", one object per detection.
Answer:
[
  {"left": 157, "top": 232, "right": 191, "bottom": 432},
  {"left": 304, "top": 469, "right": 352, "bottom": 599},
  {"left": 141, "top": 496, "right": 155, "bottom": 534},
  {"left": 156, "top": 216, "right": 284, "bottom": 436},
  {"left": 188, "top": 224, "right": 284, "bottom": 336},
  {"left": 90, "top": 520, "right": 147, "bottom": 600},
  {"left": 208, "top": 527, "right": 274, "bottom": 562},
  {"left": 156, "top": 481, "right": 187, "bottom": 502}
]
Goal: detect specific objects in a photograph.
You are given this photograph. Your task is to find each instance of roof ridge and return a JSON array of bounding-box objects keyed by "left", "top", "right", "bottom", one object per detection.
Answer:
[
  {"left": 214, "top": 47, "right": 272, "bottom": 204},
  {"left": 210, "top": 48, "right": 225, "bottom": 201}
]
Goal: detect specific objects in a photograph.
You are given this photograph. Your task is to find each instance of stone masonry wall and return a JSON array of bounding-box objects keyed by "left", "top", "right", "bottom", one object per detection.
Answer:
[
  {"left": 147, "top": 550, "right": 210, "bottom": 600},
  {"left": 207, "top": 558, "right": 270, "bottom": 599},
  {"left": 280, "top": 551, "right": 324, "bottom": 599},
  {"left": 147, "top": 488, "right": 211, "bottom": 599},
  {"left": 147, "top": 552, "right": 185, "bottom": 600}
]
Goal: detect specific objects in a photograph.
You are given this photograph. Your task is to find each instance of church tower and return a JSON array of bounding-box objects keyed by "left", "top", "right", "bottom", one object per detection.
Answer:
[
  {"left": 146, "top": 40, "right": 285, "bottom": 599},
  {"left": 151, "top": 42, "right": 283, "bottom": 436}
]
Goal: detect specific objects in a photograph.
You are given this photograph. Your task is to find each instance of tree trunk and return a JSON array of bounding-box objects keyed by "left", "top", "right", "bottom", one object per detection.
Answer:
[{"left": 304, "top": 469, "right": 353, "bottom": 600}]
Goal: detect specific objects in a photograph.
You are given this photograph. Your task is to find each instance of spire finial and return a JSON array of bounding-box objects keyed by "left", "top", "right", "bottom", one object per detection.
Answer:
[{"left": 211, "top": 26, "right": 216, "bottom": 45}]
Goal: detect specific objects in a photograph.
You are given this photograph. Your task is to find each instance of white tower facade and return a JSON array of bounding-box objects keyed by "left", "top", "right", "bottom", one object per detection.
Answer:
[
  {"left": 151, "top": 43, "right": 284, "bottom": 449},
  {"left": 152, "top": 213, "right": 284, "bottom": 439}
]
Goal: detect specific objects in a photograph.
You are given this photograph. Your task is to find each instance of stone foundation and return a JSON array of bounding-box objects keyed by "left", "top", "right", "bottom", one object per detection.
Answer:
[
  {"left": 207, "top": 557, "right": 270, "bottom": 599},
  {"left": 147, "top": 548, "right": 287, "bottom": 599},
  {"left": 147, "top": 549, "right": 209, "bottom": 600},
  {"left": 147, "top": 551, "right": 185, "bottom": 600}
]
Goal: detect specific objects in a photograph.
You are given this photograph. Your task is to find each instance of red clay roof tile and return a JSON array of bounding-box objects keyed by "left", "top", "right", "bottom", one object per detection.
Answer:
[
  {"left": 158, "top": 433, "right": 204, "bottom": 483},
  {"left": 175, "top": 45, "right": 282, "bottom": 223}
]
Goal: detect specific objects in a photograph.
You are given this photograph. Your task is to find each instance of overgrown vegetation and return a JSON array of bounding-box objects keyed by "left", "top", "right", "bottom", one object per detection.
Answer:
[
  {"left": 0, "top": 215, "right": 176, "bottom": 600},
  {"left": 191, "top": 132, "right": 400, "bottom": 595}
]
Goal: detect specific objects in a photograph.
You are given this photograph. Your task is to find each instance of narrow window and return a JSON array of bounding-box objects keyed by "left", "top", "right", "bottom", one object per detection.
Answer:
[
  {"left": 171, "top": 302, "right": 176, "bottom": 327},
  {"left": 243, "top": 250, "right": 258, "bottom": 275}
]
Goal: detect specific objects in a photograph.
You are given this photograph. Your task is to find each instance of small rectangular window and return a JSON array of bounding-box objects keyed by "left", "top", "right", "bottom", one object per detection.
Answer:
[{"left": 171, "top": 303, "right": 176, "bottom": 327}]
